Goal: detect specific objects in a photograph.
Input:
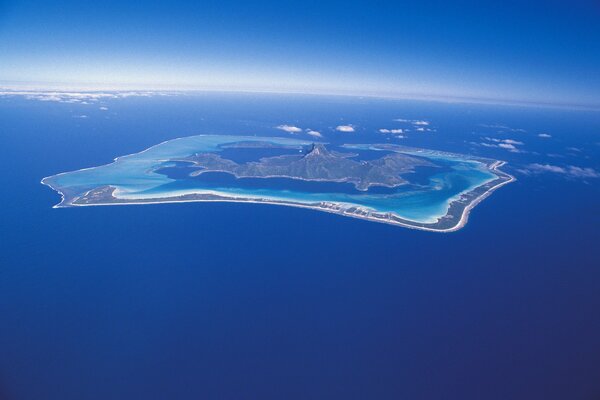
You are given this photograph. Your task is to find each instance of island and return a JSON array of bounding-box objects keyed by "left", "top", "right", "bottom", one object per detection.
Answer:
[{"left": 41, "top": 135, "right": 514, "bottom": 232}]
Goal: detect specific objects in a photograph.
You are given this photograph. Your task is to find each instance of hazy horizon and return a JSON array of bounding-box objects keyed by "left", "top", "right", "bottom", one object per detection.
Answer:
[
  {"left": 3, "top": 81, "right": 600, "bottom": 112},
  {"left": 1, "top": 1, "right": 599, "bottom": 108}
]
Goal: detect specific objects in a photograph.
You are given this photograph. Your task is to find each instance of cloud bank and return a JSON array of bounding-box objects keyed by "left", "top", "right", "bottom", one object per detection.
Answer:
[{"left": 0, "top": 90, "right": 162, "bottom": 103}]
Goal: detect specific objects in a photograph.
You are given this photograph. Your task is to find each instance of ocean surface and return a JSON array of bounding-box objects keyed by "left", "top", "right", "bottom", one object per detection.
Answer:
[{"left": 1, "top": 92, "right": 599, "bottom": 400}]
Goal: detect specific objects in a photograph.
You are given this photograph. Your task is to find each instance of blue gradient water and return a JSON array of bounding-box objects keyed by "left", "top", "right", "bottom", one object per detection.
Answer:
[{"left": 0, "top": 93, "right": 599, "bottom": 400}]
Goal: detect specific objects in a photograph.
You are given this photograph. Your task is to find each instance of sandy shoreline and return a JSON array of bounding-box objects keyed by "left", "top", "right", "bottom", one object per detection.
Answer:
[
  {"left": 40, "top": 135, "right": 515, "bottom": 233},
  {"left": 44, "top": 160, "right": 514, "bottom": 233}
]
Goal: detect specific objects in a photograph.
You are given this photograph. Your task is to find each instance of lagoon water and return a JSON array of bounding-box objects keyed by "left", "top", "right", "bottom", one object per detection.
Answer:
[
  {"left": 44, "top": 134, "right": 497, "bottom": 224},
  {"left": 1, "top": 92, "right": 599, "bottom": 400}
]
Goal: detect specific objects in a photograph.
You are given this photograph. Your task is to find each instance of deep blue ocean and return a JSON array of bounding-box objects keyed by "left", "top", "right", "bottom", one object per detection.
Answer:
[{"left": 1, "top": 92, "right": 599, "bottom": 400}]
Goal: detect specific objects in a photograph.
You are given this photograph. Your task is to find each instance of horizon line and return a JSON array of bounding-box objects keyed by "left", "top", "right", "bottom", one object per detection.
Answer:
[{"left": 1, "top": 81, "right": 599, "bottom": 112}]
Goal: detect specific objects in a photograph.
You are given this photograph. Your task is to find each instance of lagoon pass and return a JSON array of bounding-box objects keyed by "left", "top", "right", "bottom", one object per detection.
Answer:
[{"left": 42, "top": 135, "right": 514, "bottom": 232}]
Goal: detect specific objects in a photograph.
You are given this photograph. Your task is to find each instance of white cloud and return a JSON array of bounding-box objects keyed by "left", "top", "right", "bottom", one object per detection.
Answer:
[
  {"left": 30, "top": 94, "right": 64, "bottom": 102},
  {"left": 99, "top": 106, "right": 109, "bottom": 111},
  {"left": 378, "top": 128, "right": 403, "bottom": 134},
  {"left": 0, "top": 90, "right": 165, "bottom": 104},
  {"left": 336, "top": 125, "right": 355, "bottom": 132},
  {"left": 484, "top": 137, "right": 523, "bottom": 145},
  {"left": 276, "top": 124, "right": 303, "bottom": 133},
  {"left": 73, "top": 114, "right": 88, "bottom": 119},
  {"left": 498, "top": 143, "right": 517, "bottom": 150},
  {"left": 526, "top": 164, "right": 565, "bottom": 173},
  {"left": 479, "top": 137, "right": 526, "bottom": 152},
  {"left": 305, "top": 129, "right": 322, "bottom": 138},
  {"left": 502, "top": 139, "right": 524, "bottom": 145},
  {"left": 394, "top": 118, "right": 431, "bottom": 127},
  {"left": 566, "top": 166, "right": 600, "bottom": 178},
  {"left": 538, "top": 133, "right": 552, "bottom": 138},
  {"left": 521, "top": 163, "right": 600, "bottom": 179},
  {"left": 479, "top": 123, "right": 526, "bottom": 133}
]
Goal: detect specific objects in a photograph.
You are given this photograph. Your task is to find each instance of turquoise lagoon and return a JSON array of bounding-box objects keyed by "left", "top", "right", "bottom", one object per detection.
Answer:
[{"left": 42, "top": 135, "right": 499, "bottom": 224}]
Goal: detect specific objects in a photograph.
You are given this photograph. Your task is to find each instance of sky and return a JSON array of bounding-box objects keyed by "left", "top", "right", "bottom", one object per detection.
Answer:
[{"left": 1, "top": 0, "right": 599, "bottom": 107}]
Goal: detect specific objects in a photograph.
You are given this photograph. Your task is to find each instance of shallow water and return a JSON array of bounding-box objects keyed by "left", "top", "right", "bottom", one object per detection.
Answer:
[{"left": 44, "top": 135, "right": 497, "bottom": 223}]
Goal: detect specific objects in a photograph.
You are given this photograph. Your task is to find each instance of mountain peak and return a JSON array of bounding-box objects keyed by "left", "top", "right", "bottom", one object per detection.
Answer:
[{"left": 305, "top": 143, "right": 330, "bottom": 157}]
